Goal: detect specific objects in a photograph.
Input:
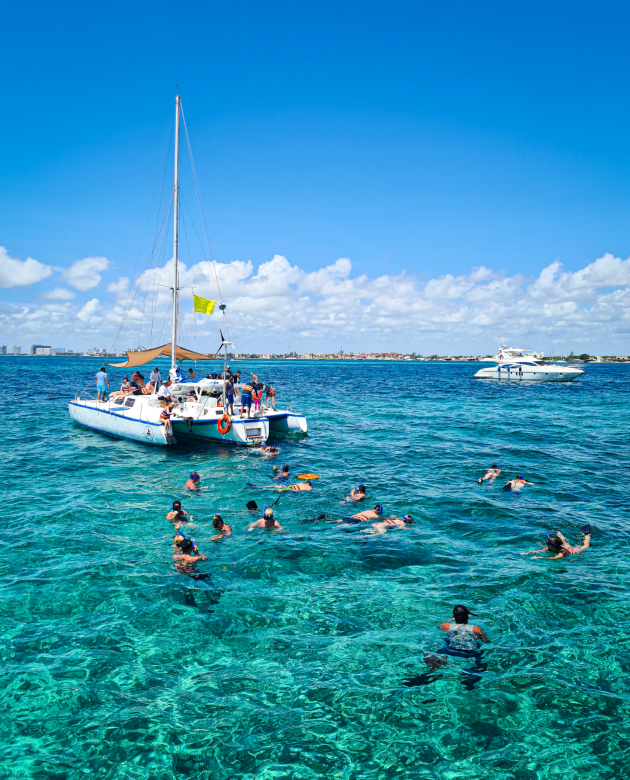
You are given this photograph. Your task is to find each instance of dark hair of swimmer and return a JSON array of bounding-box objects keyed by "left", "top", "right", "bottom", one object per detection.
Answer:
[
  {"left": 305, "top": 480, "right": 312, "bottom": 486},
  {"left": 173, "top": 501, "right": 182, "bottom": 511},
  {"left": 190, "top": 472, "right": 200, "bottom": 481},
  {"left": 375, "top": 504, "right": 383, "bottom": 515},
  {"left": 181, "top": 539, "right": 194, "bottom": 554},
  {"left": 282, "top": 465, "right": 289, "bottom": 473},
  {"left": 213, "top": 514, "right": 224, "bottom": 529},
  {"left": 246, "top": 500, "right": 258, "bottom": 511},
  {"left": 491, "top": 464, "right": 497, "bottom": 469},
  {"left": 453, "top": 605, "right": 477, "bottom": 624},
  {"left": 546, "top": 536, "right": 563, "bottom": 552},
  {"left": 402, "top": 515, "right": 414, "bottom": 524},
  {"left": 358, "top": 485, "right": 366, "bottom": 494}
]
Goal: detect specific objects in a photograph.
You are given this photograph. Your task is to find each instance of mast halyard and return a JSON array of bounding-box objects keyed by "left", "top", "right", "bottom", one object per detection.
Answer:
[{"left": 170, "top": 94, "right": 181, "bottom": 379}]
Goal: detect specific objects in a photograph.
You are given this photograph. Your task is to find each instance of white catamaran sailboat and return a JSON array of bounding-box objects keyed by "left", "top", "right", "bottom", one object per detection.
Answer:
[{"left": 68, "top": 95, "right": 308, "bottom": 446}]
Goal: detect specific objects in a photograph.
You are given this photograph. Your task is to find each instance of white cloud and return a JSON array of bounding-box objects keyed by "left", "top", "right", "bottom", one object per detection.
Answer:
[
  {"left": 0, "top": 246, "right": 52, "bottom": 288},
  {"left": 62, "top": 256, "right": 109, "bottom": 291},
  {"left": 2, "top": 251, "right": 630, "bottom": 352},
  {"left": 41, "top": 287, "right": 76, "bottom": 300},
  {"left": 77, "top": 298, "right": 102, "bottom": 323}
]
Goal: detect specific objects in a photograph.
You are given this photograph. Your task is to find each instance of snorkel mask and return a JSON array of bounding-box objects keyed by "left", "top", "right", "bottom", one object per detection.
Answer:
[{"left": 402, "top": 515, "right": 414, "bottom": 525}]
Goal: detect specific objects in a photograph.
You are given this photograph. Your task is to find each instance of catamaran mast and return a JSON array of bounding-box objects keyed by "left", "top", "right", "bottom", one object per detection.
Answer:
[{"left": 171, "top": 94, "right": 181, "bottom": 376}]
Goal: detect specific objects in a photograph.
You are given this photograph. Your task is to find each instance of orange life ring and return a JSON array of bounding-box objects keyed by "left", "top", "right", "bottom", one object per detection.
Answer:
[{"left": 218, "top": 414, "right": 231, "bottom": 435}]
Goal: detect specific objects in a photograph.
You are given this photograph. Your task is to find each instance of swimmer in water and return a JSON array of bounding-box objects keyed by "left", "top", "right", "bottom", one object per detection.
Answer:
[
  {"left": 282, "top": 480, "right": 313, "bottom": 492},
  {"left": 333, "top": 504, "right": 385, "bottom": 523},
  {"left": 521, "top": 524, "right": 591, "bottom": 559},
  {"left": 502, "top": 474, "right": 534, "bottom": 491},
  {"left": 166, "top": 500, "right": 195, "bottom": 528},
  {"left": 184, "top": 472, "right": 202, "bottom": 491},
  {"left": 261, "top": 444, "right": 279, "bottom": 458},
  {"left": 347, "top": 484, "right": 367, "bottom": 502},
  {"left": 477, "top": 464, "right": 501, "bottom": 484},
  {"left": 173, "top": 537, "right": 208, "bottom": 573},
  {"left": 248, "top": 508, "right": 283, "bottom": 531},
  {"left": 404, "top": 605, "right": 489, "bottom": 690},
  {"left": 273, "top": 464, "right": 290, "bottom": 481},
  {"left": 211, "top": 514, "right": 232, "bottom": 539},
  {"left": 370, "top": 514, "right": 414, "bottom": 534}
]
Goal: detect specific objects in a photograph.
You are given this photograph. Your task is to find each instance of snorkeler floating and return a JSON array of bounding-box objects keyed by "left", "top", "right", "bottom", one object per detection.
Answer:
[
  {"left": 248, "top": 508, "right": 283, "bottom": 532},
  {"left": 211, "top": 514, "right": 232, "bottom": 539},
  {"left": 521, "top": 524, "right": 591, "bottom": 559},
  {"left": 502, "top": 474, "right": 534, "bottom": 492},
  {"left": 167, "top": 500, "right": 195, "bottom": 528},
  {"left": 403, "top": 605, "right": 489, "bottom": 691},
  {"left": 184, "top": 472, "right": 203, "bottom": 491},
  {"left": 370, "top": 514, "right": 414, "bottom": 534},
  {"left": 347, "top": 484, "right": 367, "bottom": 502},
  {"left": 477, "top": 464, "right": 501, "bottom": 484}
]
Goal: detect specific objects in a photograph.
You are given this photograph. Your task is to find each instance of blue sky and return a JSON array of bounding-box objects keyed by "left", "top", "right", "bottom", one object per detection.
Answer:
[{"left": 2, "top": 1, "right": 630, "bottom": 353}]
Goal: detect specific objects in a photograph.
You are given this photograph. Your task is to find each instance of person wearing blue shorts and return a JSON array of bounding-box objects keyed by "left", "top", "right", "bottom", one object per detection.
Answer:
[
  {"left": 95, "top": 366, "right": 109, "bottom": 402},
  {"left": 240, "top": 380, "right": 254, "bottom": 418}
]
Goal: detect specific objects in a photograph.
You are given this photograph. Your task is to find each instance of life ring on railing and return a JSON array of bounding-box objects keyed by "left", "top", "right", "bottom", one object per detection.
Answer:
[{"left": 218, "top": 414, "right": 231, "bottom": 435}]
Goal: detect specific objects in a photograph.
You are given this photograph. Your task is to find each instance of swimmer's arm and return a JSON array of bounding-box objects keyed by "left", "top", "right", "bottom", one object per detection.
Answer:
[
  {"left": 520, "top": 548, "right": 546, "bottom": 554},
  {"left": 532, "top": 553, "right": 564, "bottom": 559},
  {"left": 248, "top": 520, "right": 263, "bottom": 530},
  {"left": 473, "top": 626, "right": 490, "bottom": 643},
  {"left": 438, "top": 622, "right": 451, "bottom": 631}
]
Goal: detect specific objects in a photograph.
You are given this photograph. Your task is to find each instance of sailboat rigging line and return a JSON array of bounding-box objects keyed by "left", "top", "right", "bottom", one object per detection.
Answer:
[
  {"left": 147, "top": 213, "right": 171, "bottom": 347},
  {"left": 179, "top": 207, "right": 198, "bottom": 354},
  {"left": 180, "top": 107, "right": 223, "bottom": 298},
  {"left": 119, "top": 120, "right": 174, "bottom": 327},
  {"left": 108, "top": 195, "right": 173, "bottom": 354},
  {"left": 179, "top": 113, "right": 244, "bottom": 354}
]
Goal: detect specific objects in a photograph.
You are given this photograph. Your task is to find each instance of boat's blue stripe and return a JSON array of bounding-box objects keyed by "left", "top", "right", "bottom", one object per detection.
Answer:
[{"left": 68, "top": 401, "right": 164, "bottom": 426}]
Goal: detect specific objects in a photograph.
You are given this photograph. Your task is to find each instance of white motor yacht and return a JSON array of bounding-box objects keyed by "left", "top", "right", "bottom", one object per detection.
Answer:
[
  {"left": 474, "top": 346, "right": 585, "bottom": 382},
  {"left": 68, "top": 94, "right": 308, "bottom": 445}
]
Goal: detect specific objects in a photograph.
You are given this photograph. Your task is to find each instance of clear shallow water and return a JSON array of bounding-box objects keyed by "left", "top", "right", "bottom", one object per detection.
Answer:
[{"left": 2, "top": 357, "right": 630, "bottom": 779}]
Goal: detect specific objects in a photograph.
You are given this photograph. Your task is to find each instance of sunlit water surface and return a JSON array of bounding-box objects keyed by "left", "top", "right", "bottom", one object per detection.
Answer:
[{"left": 2, "top": 357, "right": 630, "bottom": 779}]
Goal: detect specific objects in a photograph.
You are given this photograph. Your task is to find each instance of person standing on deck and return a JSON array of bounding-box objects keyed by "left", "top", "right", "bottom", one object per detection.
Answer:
[
  {"left": 95, "top": 367, "right": 109, "bottom": 402},
  {"left": 150, "top": 366, "right": 163, "bottom": 387}
]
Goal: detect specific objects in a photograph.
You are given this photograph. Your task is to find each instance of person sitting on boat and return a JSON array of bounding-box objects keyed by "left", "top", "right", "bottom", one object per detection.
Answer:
[
  {"left": 249, "top": 508, "right": 283, "bottom": 531},
  {"left": 160, "top": 401, "right": 175, "bottom": 435},
  {"left": 131, "top": 371, "right": 143, "bottom": 388},
  {"left": 167, "top": 500, "right": 194, "bottom": 528},
  {"left": 211, "top": 514, "right": 232, "bottom": 539},
  {"left": 157, "top": 379, "right": 173, "bottom": 405},
  {"left": 273, "top": 464, "right": 290, "bottom": 481},
  {"left": 521, "top": 525, "right": 591, "bottom": 559},
  {"left": 240, "top": 379, "right": 255, "bottom": 418},
  {"left": 130, "top": 382, "right": 155, "bottom": 396},
  {"left": 185, "top": 472, "right": 203, "bottom": 491},
  {"left": 477, "top": 464, "right": 501, "bottom": 484},
  {"left": 188, "top": 368, "right": 196, "bottom": 380},
  {"left": 370, "top": 514, "right": 414, "bottom": 534},
  {"left": 347, "top": 484, "right": 367, "bottom": 502},
  {"left": 502, "top": 474, "right": 534, "bottom": 491},
  {"left": 120, "top": 376, "right": 131, "bottom": 393},
  {"left": 265, "top": 384, "right": 276, "bottom": 411}
]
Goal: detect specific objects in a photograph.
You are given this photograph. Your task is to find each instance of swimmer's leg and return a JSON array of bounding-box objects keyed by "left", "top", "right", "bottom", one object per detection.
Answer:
[{"left": 402, "top": 672, "right": 443, "bottom": 687}]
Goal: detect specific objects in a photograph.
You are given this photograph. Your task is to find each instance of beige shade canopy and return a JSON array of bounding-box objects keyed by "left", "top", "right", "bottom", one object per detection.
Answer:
[{"left": 108, "top": 343, "right": 213, "bottom": 368}]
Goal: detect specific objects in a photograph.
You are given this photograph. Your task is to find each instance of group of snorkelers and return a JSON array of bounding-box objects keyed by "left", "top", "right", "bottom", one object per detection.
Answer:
[{"left": 477, "top": 463, "right": 593, "bottom": 559}]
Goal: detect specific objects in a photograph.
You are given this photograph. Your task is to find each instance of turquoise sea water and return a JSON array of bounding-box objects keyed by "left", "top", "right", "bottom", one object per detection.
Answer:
[{"left": 3, "top": 357, "right": 630, "bottom": 779}]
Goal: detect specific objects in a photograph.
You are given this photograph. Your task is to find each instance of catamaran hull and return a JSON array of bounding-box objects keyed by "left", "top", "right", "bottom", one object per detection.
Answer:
[
  {"left": 266, "top": 411, "right": 308, "bottom": 434},
  {"left": 172, "top": 416, "right": 269, "bottom": 446},
  {"left": 68, "top": 401, "right": 172, "bottom": 445}
]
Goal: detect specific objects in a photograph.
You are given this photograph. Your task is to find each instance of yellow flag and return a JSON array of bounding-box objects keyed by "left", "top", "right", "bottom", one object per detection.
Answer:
[{"left": 193, "top": 295, "right": 216, "bottom": 316}]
